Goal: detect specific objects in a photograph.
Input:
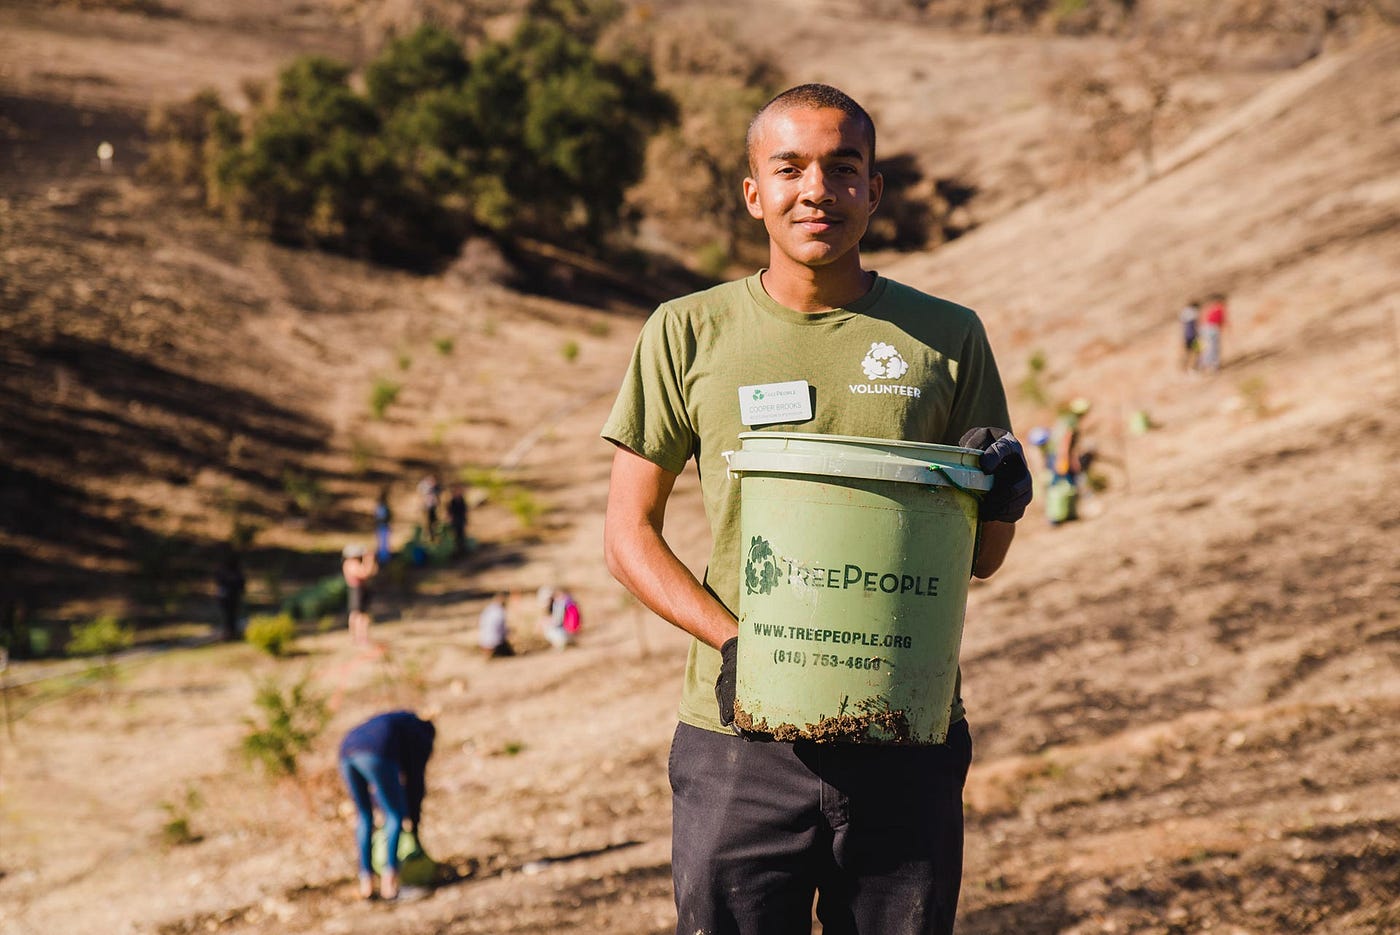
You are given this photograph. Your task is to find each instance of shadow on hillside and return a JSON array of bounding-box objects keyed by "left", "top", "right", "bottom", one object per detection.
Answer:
[
  {"left": 504, "top": 239, "right": 717, "bottom": 315},
  {"left": 0, "top": 328, "right": 353, "bottom": 622},
  {"left": 959, "top": 891, "right": 1075, "bottom": 934},
  {"left": 0, "top": 92, "right": 149, "bottom": 193},
  {"left": 24, "top": 332, "right": 326, "bottom": 461}
]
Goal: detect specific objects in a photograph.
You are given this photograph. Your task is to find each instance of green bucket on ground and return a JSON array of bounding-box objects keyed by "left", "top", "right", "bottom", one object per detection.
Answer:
[
  {"left": 724, "top": 432, "right": 991, "bottom": 745},
  {"left": 371, "top": 827, "right": 437, "bottom": 886}
]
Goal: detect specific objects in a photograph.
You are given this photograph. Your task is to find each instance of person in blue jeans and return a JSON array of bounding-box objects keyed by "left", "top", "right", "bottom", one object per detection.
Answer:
[{"left": 338, "top": 710, "right": 435, "bottom": 900}]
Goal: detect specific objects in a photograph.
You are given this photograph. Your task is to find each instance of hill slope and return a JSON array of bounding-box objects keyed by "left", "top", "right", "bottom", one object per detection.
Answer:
[
  {"left": 1, "top": 5, "right": 1398, "bottom": 935},
  {"left": 880, "top": 27, "right": 1400, "bottom": 933}
]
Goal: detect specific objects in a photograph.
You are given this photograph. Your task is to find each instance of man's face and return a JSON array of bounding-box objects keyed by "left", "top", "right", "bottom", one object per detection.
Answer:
[{"left": 743, "top": 106, "right": 883, "bottom": 271}]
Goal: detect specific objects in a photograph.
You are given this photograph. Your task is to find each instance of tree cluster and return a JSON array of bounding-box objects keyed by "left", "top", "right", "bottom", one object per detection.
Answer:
[{"left": 146, "top": 8, "right": 675, "bottom": 268}]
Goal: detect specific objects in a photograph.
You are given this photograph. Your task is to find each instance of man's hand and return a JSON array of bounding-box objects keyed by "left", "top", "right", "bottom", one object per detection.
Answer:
[
  {"left": 960, "top": 427, "right": 1033, "bottom": 523},
  {"left": 715, "top": 637, "right": 739, "bottom": 728}
]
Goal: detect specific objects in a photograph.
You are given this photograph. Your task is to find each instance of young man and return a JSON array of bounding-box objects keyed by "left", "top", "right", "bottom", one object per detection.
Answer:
[{"left": 602, "top": 84, "right": 1031, "bottom": 934}]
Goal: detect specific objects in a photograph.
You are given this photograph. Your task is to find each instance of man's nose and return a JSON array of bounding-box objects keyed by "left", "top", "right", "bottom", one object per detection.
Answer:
[{"left": 799, "top": 166, "right": 837, "bottom": 204}]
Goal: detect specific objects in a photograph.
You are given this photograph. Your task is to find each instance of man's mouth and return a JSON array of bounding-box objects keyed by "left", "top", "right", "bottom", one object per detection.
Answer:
[{"left": 795, "top": 216, "right": 840, "bottom": 231}]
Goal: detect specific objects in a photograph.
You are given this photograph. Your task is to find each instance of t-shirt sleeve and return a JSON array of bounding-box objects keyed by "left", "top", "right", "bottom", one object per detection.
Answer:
[
  {"left": 942, "top": 315, "right": 1012, "bottom": 444},
  {"left": 600, "top": 304, "right": 697, "bottom": 476}
]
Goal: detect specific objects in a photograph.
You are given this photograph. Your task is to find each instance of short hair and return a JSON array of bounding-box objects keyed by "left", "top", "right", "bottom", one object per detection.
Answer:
[{"left": 746, "top": 83, "right": 877, "bottom": 174}]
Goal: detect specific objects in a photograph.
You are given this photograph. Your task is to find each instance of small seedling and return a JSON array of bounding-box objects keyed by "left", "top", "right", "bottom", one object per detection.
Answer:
[
  {"left": 159, "top": 787, "right": 204, "bottom": 847},
  {"left": 369, "top": 379, "right": 402, "bottom": 419},
  {"left": 66, "top": 614, "right": 133, "bottom": 685},
  {"left": 240, "top": 674, "right": 329, "bottom": 778}
]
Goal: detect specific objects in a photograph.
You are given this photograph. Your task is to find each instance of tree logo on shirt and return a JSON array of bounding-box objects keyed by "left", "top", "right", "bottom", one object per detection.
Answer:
[
  {"left": 861, "top": 342, "right": 909, "bottom": 380},
  {"left": 744, "top": 536, "right": 782, "bottom": 595}
]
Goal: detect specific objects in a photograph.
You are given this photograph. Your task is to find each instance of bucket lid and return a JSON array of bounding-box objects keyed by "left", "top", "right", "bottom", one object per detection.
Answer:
[{"left": 724, "top": 432, "right": 991, "bottom": 493}]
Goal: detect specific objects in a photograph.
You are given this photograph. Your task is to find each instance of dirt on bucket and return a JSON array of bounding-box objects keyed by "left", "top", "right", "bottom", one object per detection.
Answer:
[{"left": 733, "top": 697, "right": 913, "bottom": 744}]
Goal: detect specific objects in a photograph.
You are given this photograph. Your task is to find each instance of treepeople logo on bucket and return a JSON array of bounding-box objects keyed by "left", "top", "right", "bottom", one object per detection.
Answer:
[
  {"left": 850, "top": 341, "right": 921, "bottom": 398},
  {"left": 744, "top": 535, "right": 942, "bottom": 599},
  {"left": 745, "top": 536, "right": 782, "bottom": 595}
]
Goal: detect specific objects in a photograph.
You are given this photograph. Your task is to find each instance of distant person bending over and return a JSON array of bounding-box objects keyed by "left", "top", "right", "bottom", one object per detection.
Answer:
[
  {"left": 602, "top": 84, "right": 1031, "bottom": 935},
  {"left": 478, "top": 592, "right": 514, "bottom": 658},
  {"left": 1046, "top": 398, "right": 1091, "bottom": 525},
  {"left": 541, "top": 588, "right": 579, "bottom": 649},
  {"left": 338, "top": 710, "right": 435, "bottom": 901},
  {"left": 342, "top": 544, "right": 379, "bottom": 647}
]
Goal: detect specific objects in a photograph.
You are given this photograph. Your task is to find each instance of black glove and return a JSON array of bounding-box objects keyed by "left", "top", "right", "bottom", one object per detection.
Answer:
[
  {"left": 960, "top": 427, "right": 1033, "bottom": 523},
  {"left": 715, "top": 637, "right": 738, "bottom": 728}
]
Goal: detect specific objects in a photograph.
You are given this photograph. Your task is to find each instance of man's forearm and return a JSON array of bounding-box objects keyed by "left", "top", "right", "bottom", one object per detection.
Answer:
[
  {"left": 605, "top": 513, "right": 738, "bottom": 650},
  {"left": 603, "top": 447, "right": 737, "bottom": 650},
  {"left": 972, "top": 520, "right": 1015, "bottom": 578}
]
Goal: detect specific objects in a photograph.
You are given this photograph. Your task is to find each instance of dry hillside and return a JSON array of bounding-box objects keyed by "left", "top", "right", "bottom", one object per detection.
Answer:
[{"left": 2, "top": 2, "right": 1399, "bottom": 934}]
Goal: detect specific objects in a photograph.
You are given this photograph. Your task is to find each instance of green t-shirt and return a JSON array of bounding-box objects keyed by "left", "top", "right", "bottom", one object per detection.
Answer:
[{"left": 601, "top": 271, "right": 1012, "bottom": 735}]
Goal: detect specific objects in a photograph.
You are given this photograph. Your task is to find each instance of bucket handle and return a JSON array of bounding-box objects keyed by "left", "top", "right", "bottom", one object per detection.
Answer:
[{"left": 927, "top": 462, "right": 978, "bottom": 495}]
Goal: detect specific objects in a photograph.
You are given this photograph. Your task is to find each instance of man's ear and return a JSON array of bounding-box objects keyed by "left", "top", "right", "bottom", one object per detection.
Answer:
[
  {"left": 867, "top": 170, "right": 884, "bottom": 216},
  {"left": 743, "top": 176, "right": 764, "bottom": 220}
]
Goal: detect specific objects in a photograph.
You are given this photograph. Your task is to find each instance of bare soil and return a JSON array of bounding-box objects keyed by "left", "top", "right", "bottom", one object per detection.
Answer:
[{"left": 2, "top": 2, "right": 1398, "bottom": 934}]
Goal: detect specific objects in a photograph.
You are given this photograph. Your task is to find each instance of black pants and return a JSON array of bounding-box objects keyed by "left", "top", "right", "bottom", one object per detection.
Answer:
[{"left": 669, "top": 719, "right": 972, "bottom": 935}]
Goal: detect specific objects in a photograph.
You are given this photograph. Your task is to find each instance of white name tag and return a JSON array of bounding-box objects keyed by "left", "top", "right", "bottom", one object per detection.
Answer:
[{"left": 738, "top": 380, "right": 813, "bottom": 426}]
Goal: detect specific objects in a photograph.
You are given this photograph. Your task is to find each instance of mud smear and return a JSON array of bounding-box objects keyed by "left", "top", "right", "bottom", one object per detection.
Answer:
[{"left": 733, "top": 698, "right": 916, "bottom": 744}]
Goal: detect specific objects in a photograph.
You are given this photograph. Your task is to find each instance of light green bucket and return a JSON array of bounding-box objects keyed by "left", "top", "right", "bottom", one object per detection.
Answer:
[{"left": 724, "top": 432, "right": 991, "bottom": 745}]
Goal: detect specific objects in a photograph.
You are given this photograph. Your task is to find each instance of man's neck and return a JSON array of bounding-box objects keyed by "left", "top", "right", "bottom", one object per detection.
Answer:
[{"left": 761, "top": 253, "right": 874, "bottom": 313}]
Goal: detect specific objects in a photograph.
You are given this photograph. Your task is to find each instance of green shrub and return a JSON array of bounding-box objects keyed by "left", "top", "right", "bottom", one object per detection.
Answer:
[
  {"left": 240, "top": 675, "right": 328, "bottom": 778},
  {"left": 144, "top": 88, "right": 239, "bottom": 194},
  {"left": 369, "top": 379, "right": 402, "bottom": 419},
  {"left": 461, "top": 467, "right": 505, "bottom": 500},
  {"left": 279, "top": 572, "right": 348, "bottom": 623},
  {"left": 282, "top": 470, "right": 331, "bottom": 520},
  {"left": 66, "top": 614, "right": 134, "bottom": 658},
  {"left": 508, "top": 489, "right": 543, "bottom": 528},
  {"left": 561, "top": 339, "right": 580, "bottom": 363},
  {"left": 460, "top": 468, "right": 544, "bottom": 531},
  {"left": 432, "top": 336, "right": 454, "bottom": 355},
  {"left": 349, "top": 435, "right": 379, "bottom": 476},
  {"left": 244, "top": 613, "right": 297, "bottom": 656},
  {"left": 695, "top": 240, "right": 731, "bottom": 279},
  {"left": 1017, "top": 350, "right": 1050, "bottom": 406},
  {"left": 145, "top": 12, "right": 675, "bottom": 266}
]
